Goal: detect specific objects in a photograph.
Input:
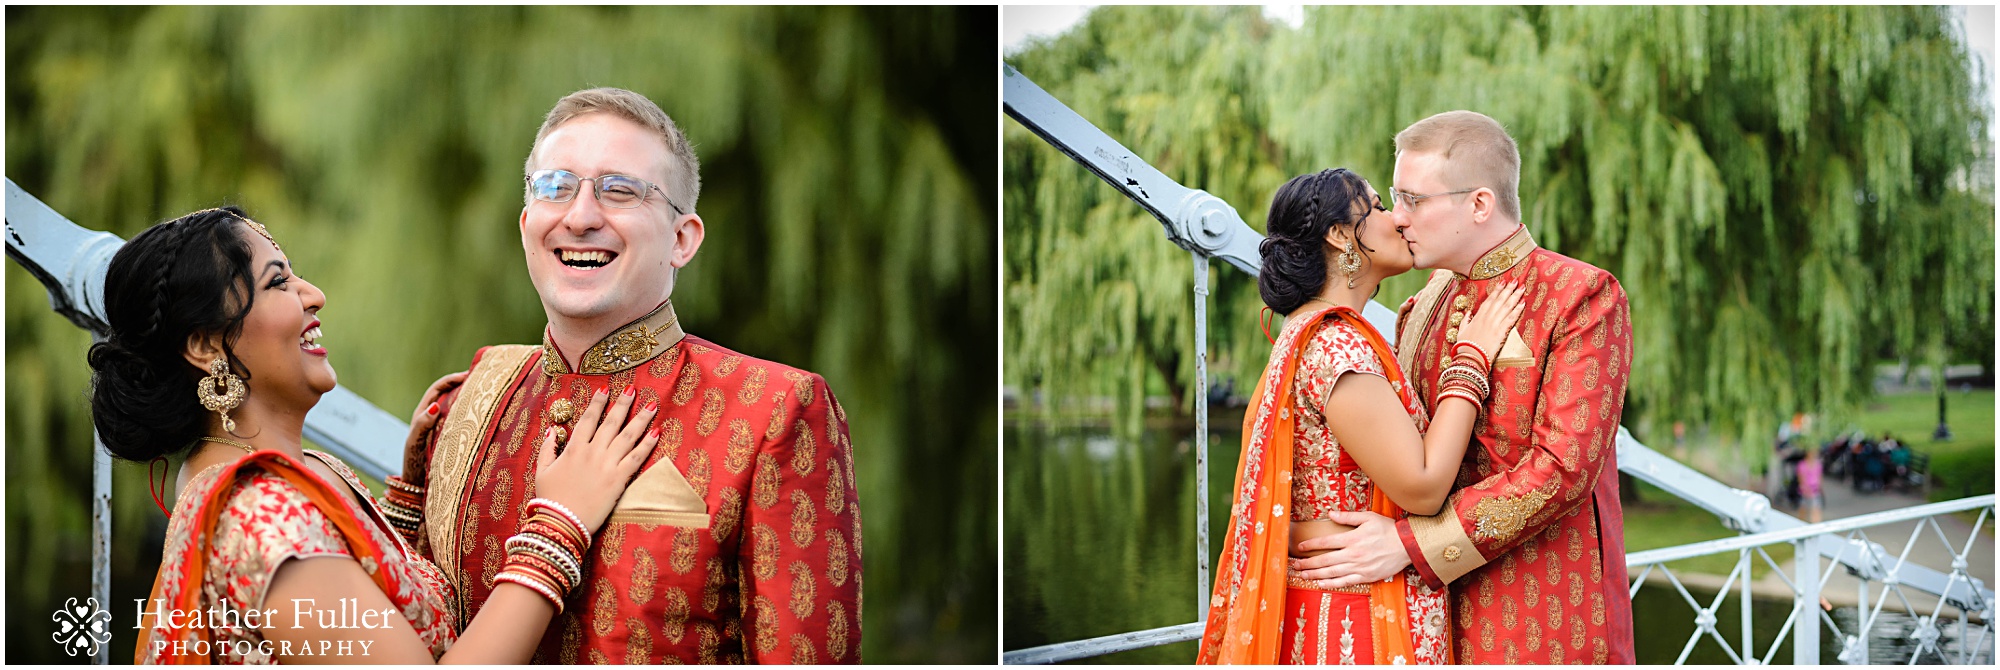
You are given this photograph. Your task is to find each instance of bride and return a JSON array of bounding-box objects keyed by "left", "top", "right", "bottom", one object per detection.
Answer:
[
  {"left": 1197, "top": 169, "right": 1523, "bottom": 665},
  {"left": 90, "top": 206, "right": 658, "bottom": 663}
]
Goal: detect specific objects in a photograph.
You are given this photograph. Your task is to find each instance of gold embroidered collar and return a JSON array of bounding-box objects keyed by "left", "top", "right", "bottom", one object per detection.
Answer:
[
  {"left": 1464, "top": 226, "right": 1537, "bottom": 280},
  {"left": 541, "top": 300, "right": 686, "bottom": 377}
]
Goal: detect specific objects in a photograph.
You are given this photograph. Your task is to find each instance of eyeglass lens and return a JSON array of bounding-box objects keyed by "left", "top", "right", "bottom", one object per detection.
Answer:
[{"left": 528, "top": 170, "right": 651, "bottom": 208}]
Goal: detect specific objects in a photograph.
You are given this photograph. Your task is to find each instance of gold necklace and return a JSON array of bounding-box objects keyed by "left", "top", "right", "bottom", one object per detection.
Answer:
[
  {"left": 197, "top": 436, "right": 256, "bottom": 454},
  {"left": 1303, "top": 297, "right": 1345, "bottom": 311}
]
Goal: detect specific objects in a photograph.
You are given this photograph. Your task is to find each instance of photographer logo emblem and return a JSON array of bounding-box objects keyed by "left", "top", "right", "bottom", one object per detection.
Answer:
[{"left": 52, "top": 597, "right": 113, "bottom": 657}]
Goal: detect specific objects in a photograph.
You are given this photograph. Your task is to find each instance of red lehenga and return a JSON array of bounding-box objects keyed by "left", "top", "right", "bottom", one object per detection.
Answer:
[
  {"left": 138, "top": 450, "right": 457, "bottom": 664},
  {"left": 1198, "top": 305, "right": 1451, "bottom": 665}
]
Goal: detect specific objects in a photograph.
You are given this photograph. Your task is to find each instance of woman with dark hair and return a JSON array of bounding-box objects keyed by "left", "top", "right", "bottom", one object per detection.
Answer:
[
  {"left": 91, "top": 207, "right": 657, "bottom": 663},
  {"left": 1198, "top": 169, "right": 1525, "bottom": 665}
]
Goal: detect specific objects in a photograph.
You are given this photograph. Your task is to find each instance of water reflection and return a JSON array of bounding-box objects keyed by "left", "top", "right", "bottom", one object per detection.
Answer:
[
  {"left": 1003, "top": 415, "right": 1240, "bottom": 664},
  {"left": 1006, "top": 417, "right": 1983, "bottom": 664}
]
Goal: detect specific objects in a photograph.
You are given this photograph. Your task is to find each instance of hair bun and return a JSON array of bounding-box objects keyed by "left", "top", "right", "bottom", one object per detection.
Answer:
[
  {"left": 87, "top": 339, "right": 203, "bottom": 462},
  {"left": 1258, "top": 168, "right": 1371, "bottom": 314}
]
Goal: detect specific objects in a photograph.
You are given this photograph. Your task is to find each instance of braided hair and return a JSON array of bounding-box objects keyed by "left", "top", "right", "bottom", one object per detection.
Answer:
[
  {"left": 86, "top": 207, "right": 262, "bottom": 462},
  {"left": 1257, "top": 169, "right": 1379, "bottom": 313}
]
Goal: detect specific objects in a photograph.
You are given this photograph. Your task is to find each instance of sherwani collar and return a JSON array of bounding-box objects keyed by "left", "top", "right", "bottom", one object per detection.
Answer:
[
  {"left": 1463, "top": 225, "right": 1538, "bottom": 280},
  {"left": 540, "top": 300, "right": 687, "bottom": 377}
]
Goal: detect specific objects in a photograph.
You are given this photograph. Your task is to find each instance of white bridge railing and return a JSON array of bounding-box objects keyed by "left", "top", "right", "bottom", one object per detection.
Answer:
[
  {"left": 1001, "top": 63, "right": 1994, "bottom": 665},
  {"left": 1628, "top": 495, "right": 1993, "bottom": 665}
]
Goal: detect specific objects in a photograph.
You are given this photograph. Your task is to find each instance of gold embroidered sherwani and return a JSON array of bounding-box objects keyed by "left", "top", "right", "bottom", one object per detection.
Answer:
[
  {"left": 414, "top": 302, "right": 862, "bottom": 663},
  {"left": 1392, "top": 227, "right": 1634, "bottom": 664}
]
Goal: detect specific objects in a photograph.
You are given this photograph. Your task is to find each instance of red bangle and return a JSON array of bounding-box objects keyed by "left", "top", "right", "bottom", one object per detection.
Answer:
[
  {"left": 523, "top": 519, "right": 583, "bottom": 560},
  {"left": 1452, "top": 342, "right": 1491, "bottom": 370},
  {"left": 495, "top": 570, "right": 564, "bottom": 614},
  {"left": 508, "top": 552, "right": 571, "bottom": 593},
  {"left": 1438, "top": 388, "right": 1483, "bottom": 411},
  {"left": 526, "top": 512, "right": 588, "bottom": 555}
]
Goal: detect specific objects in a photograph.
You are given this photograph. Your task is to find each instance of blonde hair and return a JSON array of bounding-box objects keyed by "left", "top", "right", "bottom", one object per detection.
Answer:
[
  {"left": 1394, "top": 111, "right": 1520, "bottom": 221},
  {"left": 526, "top": 87, "right": 701, "bottom": 212}
]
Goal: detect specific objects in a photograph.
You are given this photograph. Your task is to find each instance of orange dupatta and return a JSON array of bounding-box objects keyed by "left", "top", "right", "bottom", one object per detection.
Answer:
[
  {"left": 1197, "top": 305, "right": 1426, "bottom": 665},
  {"left": 137, "top": 451, "right": 403, "bottom": 664}
]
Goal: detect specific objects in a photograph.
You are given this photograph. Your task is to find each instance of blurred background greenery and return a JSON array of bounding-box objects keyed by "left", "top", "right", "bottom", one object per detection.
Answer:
[
  {"left": 1004, "top": 5, "right": 1993, "bottom": 663},
  {"left": 7, "top": 6, "right": 994, "bottom": 663}
]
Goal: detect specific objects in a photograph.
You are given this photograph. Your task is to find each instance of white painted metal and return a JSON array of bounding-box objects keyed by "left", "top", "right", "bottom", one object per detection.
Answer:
[
  {"left": 1002, "top": 622, "right": 1204, "bottom": 665},
  {"left": 1192, "top": 252, "right": 1210, "bottom": 622}
]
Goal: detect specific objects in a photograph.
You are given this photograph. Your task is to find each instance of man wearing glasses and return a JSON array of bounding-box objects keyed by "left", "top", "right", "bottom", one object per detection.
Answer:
[
  {"left": 1290, "top": 110, "right": 1635, "bottom": 663},
  {"left": 397, "top": 88, "right": 861, "bottom": 663}
]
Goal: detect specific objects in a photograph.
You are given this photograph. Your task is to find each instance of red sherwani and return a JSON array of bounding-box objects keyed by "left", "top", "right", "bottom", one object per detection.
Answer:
[
  {"left": 416, "top": 301, "right": 862, "bottom": 663},
  {"left": 1392, "top": 227, "right": 1634, "bottom": 664}
]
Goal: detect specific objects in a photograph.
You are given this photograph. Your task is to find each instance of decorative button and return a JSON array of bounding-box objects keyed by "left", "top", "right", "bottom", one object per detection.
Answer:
[
  {"left": 547, "top": 398, "right": 576, "bottom": 425},
  {"left": 1445, "top": 327, "right": 1459, "bottom": 342},
  {"left": 1443, "top": 546, "right": 1462, "bottom": 562},
  {"left": 1453, "top": 295, "right": 1472, "bottom": 309},
  {"left": 1450, "top": 312, "right": 1465, "bottom": 326},
  {"left": 552, "top": 425, "right": 570, "bottom": 447}
]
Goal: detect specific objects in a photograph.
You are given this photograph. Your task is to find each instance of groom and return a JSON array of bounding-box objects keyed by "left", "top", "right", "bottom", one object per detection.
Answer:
[
  {"left": 1292, "top": 111, "right": 1635, "bottom": 663},
  {"left": 405, "top": 88, "right": 861, "bottom": 663}
]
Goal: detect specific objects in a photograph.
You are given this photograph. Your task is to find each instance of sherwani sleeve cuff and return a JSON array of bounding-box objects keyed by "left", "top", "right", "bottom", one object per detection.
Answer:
[
  {"left": 1398, "top": 518, "right": 1443, "bottom": 590},
  {"left": 1405, "top": 504, "right": 1485, "bottom": 587}
]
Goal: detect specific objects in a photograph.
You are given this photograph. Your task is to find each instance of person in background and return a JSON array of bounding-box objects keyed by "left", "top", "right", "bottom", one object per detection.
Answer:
[{"left": 1798, "top": 446, "right": 1824, "bottom": 524}]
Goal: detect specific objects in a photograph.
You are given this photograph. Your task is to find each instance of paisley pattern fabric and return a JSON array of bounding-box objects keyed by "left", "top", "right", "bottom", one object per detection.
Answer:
[
  {"left": 1200, "top": 306, "right": 1447, "bottom": 665},
  {"left": 138, "top": 451, "right": 458, "bottom": 664},
  {"left": 1391, "top": 227, "right": 1636, "bottom": 664},
  {"left": 1290, "top": 320, "right": 1433, "bottom": 521},
  {"left": 417, "top": 303, "right": 862, "bottom": 664}
]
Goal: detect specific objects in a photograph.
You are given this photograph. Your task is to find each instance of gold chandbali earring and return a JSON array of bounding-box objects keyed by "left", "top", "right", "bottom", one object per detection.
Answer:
[
  {"left": 1338, "top": 242, "right": 1363, "bottom": 289},
  {"left": 197, "top": 358, "right": 247, "bottom": 432}
]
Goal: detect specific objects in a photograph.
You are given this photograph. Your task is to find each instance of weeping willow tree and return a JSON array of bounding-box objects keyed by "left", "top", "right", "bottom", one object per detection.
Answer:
[
  {"left": 1006, "top": 6, "right": 1291, "bottom": 431},
  {"left": 1007, "top": 5, "right": 1992, "bottom": 446},
  {"left": 6, "top": 6, "right": 993, "bottom": 663}
]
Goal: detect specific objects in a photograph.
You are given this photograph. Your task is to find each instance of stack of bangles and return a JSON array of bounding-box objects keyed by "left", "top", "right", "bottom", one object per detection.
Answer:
[
  {"left": 494, "top": 497, "right": 592, "bottom": 614},
  {"left": 1437, "top": 341, "right": 1494, "bottom": 410},
  {"left": 380, "top": 476, "right": 426, "bottom": 546}
]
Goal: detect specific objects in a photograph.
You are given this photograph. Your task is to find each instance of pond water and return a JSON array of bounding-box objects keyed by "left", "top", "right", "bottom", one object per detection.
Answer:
[{"left": 1004, "top": 416, "right": 1984, "bottom": 664}]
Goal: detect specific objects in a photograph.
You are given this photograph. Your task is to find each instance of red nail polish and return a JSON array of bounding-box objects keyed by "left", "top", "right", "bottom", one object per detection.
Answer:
[
  {"left": 427, "top": 402, "right": 440, "bottom": 417},
  {"left": 643, "top": 401, "right": 658, "bottom": 414},
  {"left": 622, "top": 386, "right": 635, "bottom": 397},
  {"left": 646, "top": 425, "right": 660, "bottom": 440}
]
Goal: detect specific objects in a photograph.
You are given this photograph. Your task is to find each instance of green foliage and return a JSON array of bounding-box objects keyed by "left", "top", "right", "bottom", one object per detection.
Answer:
[
  {"left": 1005, "top": 6, "right": 1993, "bottom": 446},
  {"left": 1006, "top": 7, "right": 1289, "bottom": 433},
  {"left": 6, "top": 6, "right": 993, "bottom": 662}
]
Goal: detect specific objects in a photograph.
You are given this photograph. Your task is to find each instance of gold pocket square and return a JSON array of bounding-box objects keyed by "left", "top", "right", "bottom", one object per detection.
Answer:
[
  {"left": 1494, "top": 329, "right": 1534, "bottom": 368},
  {"left": 606, "top": 459, "right": 711, "bottom": 528}
]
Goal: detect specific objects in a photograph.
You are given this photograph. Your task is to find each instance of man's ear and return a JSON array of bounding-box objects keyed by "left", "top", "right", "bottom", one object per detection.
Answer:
[
  {"left": 670, "top": 213, "right": 706, "bottom": 269},
  {"left": 1469, "top": 188, "right": 1498, "bottom": 226},
  {"left": 182, "top": 331, "right": 225, "bottom": 376}
]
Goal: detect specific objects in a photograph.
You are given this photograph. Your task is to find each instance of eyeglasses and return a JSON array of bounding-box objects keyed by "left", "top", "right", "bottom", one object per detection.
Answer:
[
  {"left": 1389, "top": 187, "right": 1477, "bottom": 212},
  {"left": 525, "top": 169, "right": 685, "bottom": 215}
]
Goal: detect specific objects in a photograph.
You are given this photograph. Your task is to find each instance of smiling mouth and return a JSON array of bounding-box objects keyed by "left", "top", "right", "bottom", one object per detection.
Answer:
[
  {"left": 559, "top": 249, "right": 617, "bottom": 269},
  {"left": 300, "top": 321, "right": 325, "bottom": 353}
]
